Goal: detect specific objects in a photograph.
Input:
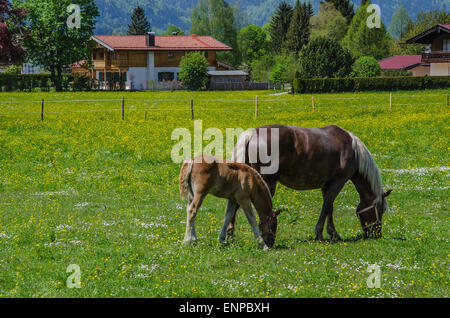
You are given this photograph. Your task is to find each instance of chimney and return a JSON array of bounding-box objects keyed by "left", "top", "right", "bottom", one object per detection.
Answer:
[{"left": 146, "top": 32, "right": 155, "bottom": 47}]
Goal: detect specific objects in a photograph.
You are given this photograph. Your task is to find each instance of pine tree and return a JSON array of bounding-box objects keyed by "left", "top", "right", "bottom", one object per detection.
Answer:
[
  {"left": 283, "top": 0, "right": 310, "bottom": 54},
  {"left": 325, "top": 0, "right": 354, "bottom": 25},
  {"left": 268, "top": 1, "right": 293, "bottom": 54},
  {"left": 127, "top": 6, "right": 151, "bottom": 35}
]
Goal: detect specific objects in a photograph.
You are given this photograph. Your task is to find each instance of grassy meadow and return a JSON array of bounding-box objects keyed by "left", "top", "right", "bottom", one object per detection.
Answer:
[{"left": 0, "top": 89, "right": 448, "bottom": 298}]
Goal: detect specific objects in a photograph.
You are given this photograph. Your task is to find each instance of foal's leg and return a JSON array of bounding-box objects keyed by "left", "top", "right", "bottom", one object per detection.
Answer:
[
  {"left": 226, "top": 176, "right": 277, "bottom": 237},
  {"left": 238, "top": 199, "right": 268, "bottom": 250},
  {"left": 225, "top": 200, "right": 239, "bottom": 237},
  {"left": 315, "top": 180, "right": 346, "bottom": 242},
  {"left": 184, "top": 193, "right": 205, "bottom": 245},
  {"left": 219, "top": 199, "right": 239, "bottom": 244}
]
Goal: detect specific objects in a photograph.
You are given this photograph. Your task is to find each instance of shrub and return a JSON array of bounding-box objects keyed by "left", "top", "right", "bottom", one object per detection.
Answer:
[
  {"left": 4, "top": 65, "right": 21, "bottom": 75},
  {"left": 352, "top": 56, "right": 381, "bottom": 77},
  {"left": 293, "top": 75, "right": 450, "bottom": 93},
  {"left": 0, "top": 74, "right": 73, "bottom": 92},
  {"left": 298, "top": 36, "right": 354, "bottom": 78},
  {"left": 178, "top": 52, "right": 209, "bottom": 91}
]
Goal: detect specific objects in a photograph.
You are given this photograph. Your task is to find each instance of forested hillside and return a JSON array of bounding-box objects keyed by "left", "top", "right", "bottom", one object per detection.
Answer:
[{"left": 94, "top": 0, "right": 449, "bottom": 35}]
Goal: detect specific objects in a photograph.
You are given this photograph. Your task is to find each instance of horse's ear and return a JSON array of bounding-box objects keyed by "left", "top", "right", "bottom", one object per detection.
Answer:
[{"left": 383, "top": 189, "right": 393, "bottom": 198}]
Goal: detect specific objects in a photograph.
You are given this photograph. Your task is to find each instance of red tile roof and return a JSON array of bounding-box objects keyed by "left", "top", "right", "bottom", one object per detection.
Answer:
[
  {"left": 92, "top": 35, "right": 232, "bottom": 51},
  {"left": 378, "top": 55, "right": 424, "bottom": 70},
  {"left": 441, "top": 24, "right": 450, "bottom": 29}
]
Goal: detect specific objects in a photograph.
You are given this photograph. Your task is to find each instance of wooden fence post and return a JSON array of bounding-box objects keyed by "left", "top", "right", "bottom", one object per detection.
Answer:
[
  {"left": 121, "top": 97, "right": 125, "bottom": 120},
  {"left": 447, "top": 93, "right": 449, "bottom": 106},
  {"left": 389, "top": 93, "right": 392, "bottom": 111},
  {"left": 255, "top": 96, "right": 258, "bottom": 118},
  {"left": 41, "top": 99, "right": 44, "bottom": 121},
  {"left": 190, "top": 99, "right": 194, "bottom": 120},
  {"left": 312, "top": 96, "right": 315, "bottom": 112},
  {"left": 145, "top": 111, "right": 147, "bottom": 121}
]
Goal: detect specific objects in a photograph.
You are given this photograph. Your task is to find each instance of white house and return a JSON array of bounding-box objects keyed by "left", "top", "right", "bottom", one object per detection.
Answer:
[{"left": 76, "top": 33, "right": 233, "bottom": 90}]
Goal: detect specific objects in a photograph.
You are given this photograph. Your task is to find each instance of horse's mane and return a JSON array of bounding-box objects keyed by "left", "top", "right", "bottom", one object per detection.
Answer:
[{"left": 349, "top": 132, "right": 383, "bottom": 203}]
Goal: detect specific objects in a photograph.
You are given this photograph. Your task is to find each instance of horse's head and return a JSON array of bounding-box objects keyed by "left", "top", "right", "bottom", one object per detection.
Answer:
[
  {"left": 358, "top": 189, "right": 392, "bottom": 238},
  {"left": 259, "top": 209, "right": 282, "bottom": 248}
]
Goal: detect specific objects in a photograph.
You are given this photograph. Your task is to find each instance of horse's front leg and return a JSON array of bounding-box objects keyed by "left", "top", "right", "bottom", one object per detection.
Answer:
[{"left": 219, "top": 199, "right": 239, "bottom": 244}]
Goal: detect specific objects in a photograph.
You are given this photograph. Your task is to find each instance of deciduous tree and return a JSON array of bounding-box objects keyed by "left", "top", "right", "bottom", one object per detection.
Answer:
[
  {"left": 298, "top": 36, "right": 353, "bottom": 78},
  {"left": 341, "top": 1, "right": 392, "bottom": 60},
  {"left": 0, "top": 0, "right": 26, "bottom": 64},
  {"left": 18, "top": 0, "right": 99, "bottom": 91},
  {"left": 190, "top": 0, "right": 240, "bottom": 66}
]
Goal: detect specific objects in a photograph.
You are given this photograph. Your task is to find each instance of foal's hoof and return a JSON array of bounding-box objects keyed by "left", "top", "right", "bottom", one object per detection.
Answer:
[{"left": 183, "top": 238, "right": 197, "bottom": 245}]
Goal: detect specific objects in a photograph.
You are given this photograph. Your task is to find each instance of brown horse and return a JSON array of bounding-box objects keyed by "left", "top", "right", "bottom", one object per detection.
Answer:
[
  {"left": 179, "top": 154, "right": 281, "bottom": 249},
  {"left": 226, "top": 124, "right": 392, "bottom": 242}
]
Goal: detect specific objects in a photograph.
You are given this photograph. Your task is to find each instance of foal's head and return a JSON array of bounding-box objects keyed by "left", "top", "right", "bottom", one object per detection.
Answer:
[
  {"left": 259, "top": 210, "right": 282, "bottom": 248},
  {"left": 358, "top": 189, "right": 392, "bottom": 238}
]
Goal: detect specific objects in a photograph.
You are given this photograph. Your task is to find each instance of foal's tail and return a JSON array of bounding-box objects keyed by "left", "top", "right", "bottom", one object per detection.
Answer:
[{"left": 179, "top": 159, "right": 194, "bottom": 200}]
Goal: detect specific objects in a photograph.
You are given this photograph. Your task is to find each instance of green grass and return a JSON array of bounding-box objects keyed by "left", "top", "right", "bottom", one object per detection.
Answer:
[{"left": 0, "top": 89, "right": 448, "bottom": 298}]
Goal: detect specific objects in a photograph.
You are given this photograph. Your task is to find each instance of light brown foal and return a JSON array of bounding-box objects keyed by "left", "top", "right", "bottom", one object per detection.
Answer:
[{"left": 179, "top": 154, "right": 280, "bottom": 249}]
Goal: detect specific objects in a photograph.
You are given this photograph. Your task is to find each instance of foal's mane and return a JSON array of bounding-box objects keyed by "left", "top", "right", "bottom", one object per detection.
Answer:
[{"left": 349, "top": 132, "right": 383, "bottom": 203}]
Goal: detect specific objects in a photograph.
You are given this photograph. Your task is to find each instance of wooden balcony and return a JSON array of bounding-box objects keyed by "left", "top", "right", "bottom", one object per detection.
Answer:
[{"left": 422, "top": 51, "right": 450, "bottom": 63}]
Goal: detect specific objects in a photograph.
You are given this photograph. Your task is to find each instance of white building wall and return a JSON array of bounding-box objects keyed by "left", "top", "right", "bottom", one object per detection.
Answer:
[
  {"left": 125, "top": 52, "right": 217, "bottom": 90},
  {"left": 430, "top": 63, "right": 450, "bottom": 76},
  {"left": 127, "top": 67, "right": 148, "bottom": 90}
]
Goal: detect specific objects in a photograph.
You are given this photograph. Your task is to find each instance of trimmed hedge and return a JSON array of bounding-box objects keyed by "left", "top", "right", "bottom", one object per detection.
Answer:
[
  {"left": 293, "top": 76, "right": 450, "bottom": 93},
  {"left": 0, "top": 74, "right": 74, "bottom": 92}
]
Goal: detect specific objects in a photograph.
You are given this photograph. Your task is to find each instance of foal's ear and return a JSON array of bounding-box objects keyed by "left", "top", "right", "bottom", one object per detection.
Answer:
[{"left": 383, "top": 189, "right": 393, "bottom": 198}]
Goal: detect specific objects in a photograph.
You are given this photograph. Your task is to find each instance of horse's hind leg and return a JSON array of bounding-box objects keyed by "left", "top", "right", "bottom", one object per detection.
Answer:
[
  {"left": 184, "top": 192, "right": 205, "bottom": 245},
  {"left": 315, "top": 180, "right": 346, "bottom": 242},
  {"left": 326, "top": 207, "right": 342, "bottom": 241}
]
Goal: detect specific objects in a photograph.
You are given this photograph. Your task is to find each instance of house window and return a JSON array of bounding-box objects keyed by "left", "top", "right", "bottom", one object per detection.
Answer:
[
  {"left": 158, "top": 72, "right": 175, "bottom": 82},
  {"left": 443, "top": 39, "right": 450, "bottom": 52},
  {"left": 168, "top": 52, "right": 174, "bottom": 59},
  {"left": 205, "top": 52, "right": 208, "bottom": 58}
]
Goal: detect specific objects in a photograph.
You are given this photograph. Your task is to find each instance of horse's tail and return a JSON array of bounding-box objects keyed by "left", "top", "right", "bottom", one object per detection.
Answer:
[
  {"left": 349, "top": 132, "right": 383, "bottom": 200},
  {"left": 179, "top": 159, "right": 194, "bottom": 200},
  {"left": 232, "top": 129, "right": 256, "bottom": 163}
]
